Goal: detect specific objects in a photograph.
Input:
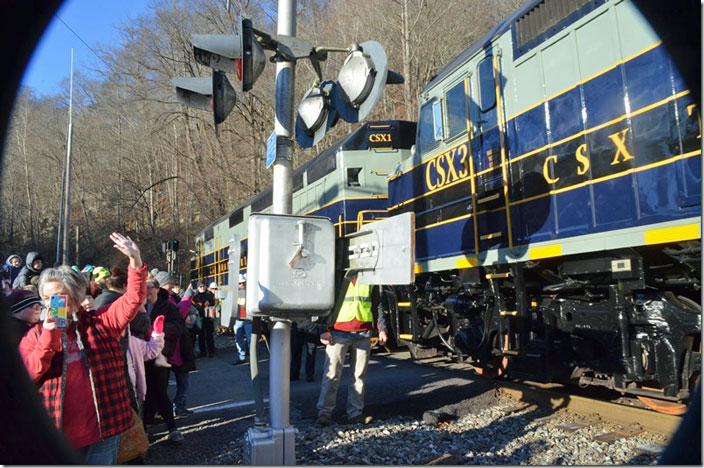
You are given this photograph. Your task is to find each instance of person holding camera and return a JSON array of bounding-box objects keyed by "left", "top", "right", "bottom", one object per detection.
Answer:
[{"left": 18, "top": 233, "right": 147, "bottom": 464}]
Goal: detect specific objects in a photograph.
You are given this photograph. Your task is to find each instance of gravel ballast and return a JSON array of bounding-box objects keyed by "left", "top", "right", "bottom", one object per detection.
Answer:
[{"left": 204, "top": 398, "right": 667, "bottom": 465}]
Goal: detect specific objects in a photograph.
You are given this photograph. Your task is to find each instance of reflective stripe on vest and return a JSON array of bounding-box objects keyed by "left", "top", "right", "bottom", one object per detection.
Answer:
[{"left": 336, "top": 282, "right": 373, "bottom": 324}]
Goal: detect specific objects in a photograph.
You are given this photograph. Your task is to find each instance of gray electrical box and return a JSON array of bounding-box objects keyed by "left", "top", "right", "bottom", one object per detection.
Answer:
[{"left": 246, "top": 213, "right": 335, "bottom": 317}]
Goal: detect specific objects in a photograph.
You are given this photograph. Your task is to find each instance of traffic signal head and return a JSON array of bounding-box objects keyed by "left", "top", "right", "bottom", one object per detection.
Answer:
[
  {"left": 240, "top": 18, "right": 266, "bottom": 92},
  {"left": 212, "top": 70, "right": 236, "bottom": 124},
  {"left": 191, "top": 18, "right": 266, "bottom": 93},
  {"left": 192, "top": 33, "right": 242, "bottom": 76},
  {"left": 172, "top": 76, "right": 213, "bottom": 111},
  {"left": 295, "top": 80, "right": 339, "bottom": 148},
  {"left": 332, "top": 41, "right": 389, "bottom": 123},
  {"left": 172, "top": 239, "right": 180, "bottom": 252},
  {"left": 172, "top": 72, "right": 236, "bottom": 125}
]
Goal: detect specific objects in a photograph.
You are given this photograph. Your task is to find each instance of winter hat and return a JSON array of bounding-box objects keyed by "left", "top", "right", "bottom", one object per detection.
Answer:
[
  {"left": 6, "top": 254, "right": 21, "bottom": 265},
  {"left": 8, "top": 289, "right": 41, "bottom": 315},
  {"left": 238, "top": 273, "right": 246, "bottom": 283},
  {"left": 149, "top": 268, "right": 159, "bottom": 278},
  {"left": 92, "top": 266, "right": 110, "bottom": 282},
  {"left": 209, "top": 282, "right": 217, "bottom": 290},
  {"left": 155, "top": 271, "right": 174, "bottom": 288}
]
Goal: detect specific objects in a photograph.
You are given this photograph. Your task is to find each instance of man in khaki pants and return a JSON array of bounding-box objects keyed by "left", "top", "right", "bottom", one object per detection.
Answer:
[{"left": 316, "top": 276, "right": 390, "bottom": 425}]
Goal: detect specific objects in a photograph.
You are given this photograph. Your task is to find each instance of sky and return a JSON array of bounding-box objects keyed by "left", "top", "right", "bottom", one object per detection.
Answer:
[{"left": 21, "top": 0, "right": 152, "bottom": 97}]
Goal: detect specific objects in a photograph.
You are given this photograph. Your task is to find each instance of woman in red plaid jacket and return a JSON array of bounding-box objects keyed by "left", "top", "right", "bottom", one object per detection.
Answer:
[{"left": 19, "top": 233, "right": 147, "bottom": 464}]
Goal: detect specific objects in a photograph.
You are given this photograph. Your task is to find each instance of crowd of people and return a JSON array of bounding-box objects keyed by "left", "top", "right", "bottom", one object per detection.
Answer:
[
  {"left": 3, "top": 238, "right": 392, "bottom": 464},
  {"left": 2, "top": 235, "right": 219, "bottom": 463}
]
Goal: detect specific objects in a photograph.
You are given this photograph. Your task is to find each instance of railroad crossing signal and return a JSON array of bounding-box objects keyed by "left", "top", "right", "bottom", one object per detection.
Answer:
[
  {"left": 177, "top": 17, "right": 402, "bottom": 149},
  {"left": 295, "top": 80, "right": 339, "bottom": 148},
  {"left": 332, "top": 41, "right": 392, "bottom": 124}
]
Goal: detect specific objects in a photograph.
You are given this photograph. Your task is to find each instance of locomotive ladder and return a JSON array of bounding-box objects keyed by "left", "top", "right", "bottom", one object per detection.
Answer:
[
  {"left": 470, "top": 52, "right": 514, "bottom": 255},
  {"left": 485, "top": 263, "right": 537, "bottom": 378}
]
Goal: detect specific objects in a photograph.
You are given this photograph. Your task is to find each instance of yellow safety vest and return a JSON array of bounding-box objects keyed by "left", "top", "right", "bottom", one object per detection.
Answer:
[{"left": 336, "top": 281, "right": 373, "bottom": 324}]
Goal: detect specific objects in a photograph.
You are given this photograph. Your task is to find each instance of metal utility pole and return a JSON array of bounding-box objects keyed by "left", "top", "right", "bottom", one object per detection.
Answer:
[
  {"left": 270, "top": 0, "right": 295, "bottom": 449},
  {"left": 60, "top": 49, "right": 75, "bottom": 265},
  {"left": 75, "top": 225, "right": 80, "bottom": 267}
]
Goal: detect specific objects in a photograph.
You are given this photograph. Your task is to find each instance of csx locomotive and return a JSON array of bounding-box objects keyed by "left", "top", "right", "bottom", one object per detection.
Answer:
[
  {"left": 386, "top": 0, "right": 700, "bottom": 413},
  {"left": 191, "top": 0, "right": 700, "bottom": 412}
]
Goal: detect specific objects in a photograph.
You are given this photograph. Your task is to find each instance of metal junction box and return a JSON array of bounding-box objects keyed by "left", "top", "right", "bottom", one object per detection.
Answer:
[{"left": 246, "top": 213, "right": 335, "bottom": 317}]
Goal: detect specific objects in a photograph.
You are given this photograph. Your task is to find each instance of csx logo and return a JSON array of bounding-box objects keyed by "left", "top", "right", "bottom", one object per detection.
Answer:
[
  {"left": 425, "top": 142, "right": 470, "bottom": 191},
  {"left": 542, "top": 128, "right": 633, "bottom": 184},
  {"left": 369, "top": 133, "right": 391, "bottom": 143}
]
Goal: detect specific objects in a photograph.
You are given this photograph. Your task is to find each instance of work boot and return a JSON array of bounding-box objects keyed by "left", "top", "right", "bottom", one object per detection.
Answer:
[{"left": 316, "top": 414, "right": 332, "bottom": 426}]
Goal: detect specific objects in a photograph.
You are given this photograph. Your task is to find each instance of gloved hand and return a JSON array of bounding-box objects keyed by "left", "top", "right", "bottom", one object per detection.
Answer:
[
  {"left": 183, "top": 283, "right": 195, "bottom": 299},
  {"left": 153, "top": 315, "right": 165, "bottom": 335}
]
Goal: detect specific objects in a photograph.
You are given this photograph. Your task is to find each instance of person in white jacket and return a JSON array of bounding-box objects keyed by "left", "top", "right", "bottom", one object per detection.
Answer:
[{"left": 125, "top": 314, "right": 166, "bottom": 416}]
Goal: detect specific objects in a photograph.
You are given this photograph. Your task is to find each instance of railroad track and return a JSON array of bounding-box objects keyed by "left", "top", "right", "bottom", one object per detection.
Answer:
[
  {"left": 496, "top": 380, "right": 682, "bottom": 438},
  {"left": 383, "top": 348, "right": 684, "bottom": 441}
]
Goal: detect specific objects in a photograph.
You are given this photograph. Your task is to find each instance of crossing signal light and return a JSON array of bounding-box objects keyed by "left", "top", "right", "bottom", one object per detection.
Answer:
[
  {"left": 295, "top": 80, "right": 339, "bottom": 148},
  {"left": 332, "top": 41, "right": 392, "bottom": 124},
  {"left": 172, "top": 239, "right": 180, "bottom": 252}
]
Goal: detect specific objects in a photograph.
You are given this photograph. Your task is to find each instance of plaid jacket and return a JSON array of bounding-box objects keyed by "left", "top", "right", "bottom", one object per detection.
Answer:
[{"left": 19, "top": 264, "right": 147, "bottom": 441}]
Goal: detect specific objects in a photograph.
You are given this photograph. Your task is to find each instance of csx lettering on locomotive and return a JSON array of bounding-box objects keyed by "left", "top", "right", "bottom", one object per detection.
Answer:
[
  {"left": 425, "top": 142, "right": 470, "bottom": 191},
  {"left": 369, "top": 133, "right": 392, "bottom": 143}
]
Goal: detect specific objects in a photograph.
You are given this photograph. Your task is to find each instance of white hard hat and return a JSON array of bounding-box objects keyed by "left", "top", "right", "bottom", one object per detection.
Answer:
[
  {"left": 209, "top": 282, "right": 217, "bottom": 289},
  {"left": 238, "top": 273, "right": 246, "bottom": 283}
]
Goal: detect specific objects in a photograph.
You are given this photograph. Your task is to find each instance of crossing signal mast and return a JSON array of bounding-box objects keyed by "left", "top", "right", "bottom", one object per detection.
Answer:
[{"left": 171, "top": 4, "right": 407, "bottom": 465}]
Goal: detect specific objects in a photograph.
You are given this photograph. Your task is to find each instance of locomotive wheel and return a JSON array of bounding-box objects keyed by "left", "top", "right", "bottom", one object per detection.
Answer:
[{"left": 636, "top": 396, "right": 688, "bottom": 415}]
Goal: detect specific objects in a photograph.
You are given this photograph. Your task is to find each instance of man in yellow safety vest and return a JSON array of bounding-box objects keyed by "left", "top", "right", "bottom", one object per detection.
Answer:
[{"left": 315, "top": 275, "right": 390, "bottom": 425}]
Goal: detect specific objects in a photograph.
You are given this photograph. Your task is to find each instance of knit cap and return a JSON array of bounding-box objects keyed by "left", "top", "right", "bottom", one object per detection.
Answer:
[
  {"left": 8, "top": 290, "right": 41, "bottom": 314},
  {"left": 155, "top": 271, "right": 174, "bottom": 288}
]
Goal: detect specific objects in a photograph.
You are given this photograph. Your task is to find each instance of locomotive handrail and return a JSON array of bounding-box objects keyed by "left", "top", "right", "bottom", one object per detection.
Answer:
[{"left": 356, "top": 209, "right": 387, "bottom": 231}]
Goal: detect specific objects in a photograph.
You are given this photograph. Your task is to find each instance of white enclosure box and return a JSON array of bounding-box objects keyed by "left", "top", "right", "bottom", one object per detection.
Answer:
[
  {"left": 246, "top": 214, "right": 335, "bottom": 317},
  {"left": 219, "top": 235, "right": 240, "bottom": 327}
]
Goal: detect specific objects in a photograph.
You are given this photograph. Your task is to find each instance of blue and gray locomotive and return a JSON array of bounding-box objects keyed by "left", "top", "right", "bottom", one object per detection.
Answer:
[{"left": 386, "top": 0, "right": 700, "bottom": 412}]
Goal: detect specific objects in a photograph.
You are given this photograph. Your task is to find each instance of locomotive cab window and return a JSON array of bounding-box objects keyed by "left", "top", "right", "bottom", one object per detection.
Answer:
[
  {"left": 478, "top": 56, "right": 496, "bottom": 112},
  {"left": 445, "top": 79, "right": 469, "bottom": 140},
  {"left": 432, "top": 101, "right": 444, "bottom": 140},
  {"left": 417, "top": 99, "right": 440, "bottom": 155},
  {"left": 347, "top": 167, "right": 363, "bottom": 187}
]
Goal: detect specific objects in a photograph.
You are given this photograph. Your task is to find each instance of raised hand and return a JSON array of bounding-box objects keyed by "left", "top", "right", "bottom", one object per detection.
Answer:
[
  {"left": 110, "top": 232, "right": 143, "bottom": 269},
  {"left": 153, "top": 315, "right": 165, "bottom": 334}
]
